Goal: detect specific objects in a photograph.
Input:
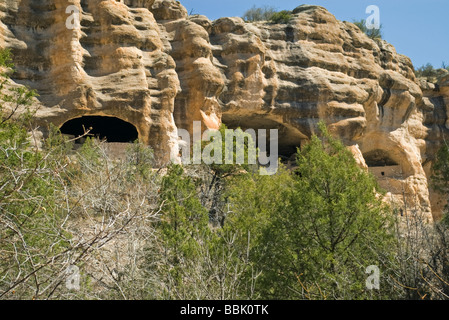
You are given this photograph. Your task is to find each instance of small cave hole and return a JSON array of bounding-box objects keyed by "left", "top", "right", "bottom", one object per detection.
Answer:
[{"left": 60, "top": 116, "right": 139, "bottom": 143}]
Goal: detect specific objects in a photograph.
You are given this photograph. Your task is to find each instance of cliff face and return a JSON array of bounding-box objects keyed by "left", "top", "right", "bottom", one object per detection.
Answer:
[{"left": 1, "top": 0, "right": 448, "bottom": 220}]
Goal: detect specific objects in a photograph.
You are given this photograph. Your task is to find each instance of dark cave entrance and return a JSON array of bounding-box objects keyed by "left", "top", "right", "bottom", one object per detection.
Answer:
[
  {"left": 363, "top": 149, "right": 399, "bottom": 167},
  {"left": 363, "top": 149, "right": 403, "bottom": 179},
  {"left": 60, "top": 116, "right": 139, "bottom": 143},
  {"left": 221, "top": 115, "right": 305, "bottom": 164}
]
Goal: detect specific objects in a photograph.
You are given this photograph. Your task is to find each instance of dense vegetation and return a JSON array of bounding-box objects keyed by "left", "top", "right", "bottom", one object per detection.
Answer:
[
  {"left": 353, "top": 19, "right": 383, "bottom": 40},
  {"left": 415, "top": 62, "right": 449, "bottom": 82},
  {"left": 242, "top": 5, "right": 292, "bottom": 24},
  {"left": 1, "top": 49, "right": 449, "bottom": 300},
  {"left": 242, "top": 5, "right": 277, "bottom": 22}
]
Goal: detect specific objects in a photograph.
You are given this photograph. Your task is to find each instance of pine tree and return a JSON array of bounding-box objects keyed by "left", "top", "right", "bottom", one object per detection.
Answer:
[{"left": 227, "top": 122, "right": 396, "bottom": 299}]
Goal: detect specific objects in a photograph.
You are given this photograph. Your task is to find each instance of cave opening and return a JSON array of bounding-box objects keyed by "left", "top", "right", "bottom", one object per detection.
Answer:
[
  {"left": 221, "top": 115, "right": 304, "bottom": 163},
  {"left": 363, "top": 149, "right": 399, "bottom": 167},
  {"left": 363, "top": 149, "right": 404, "bottom": 179},
  {"left": 60, "top": 116, "right": 139, "bottom": 143}
]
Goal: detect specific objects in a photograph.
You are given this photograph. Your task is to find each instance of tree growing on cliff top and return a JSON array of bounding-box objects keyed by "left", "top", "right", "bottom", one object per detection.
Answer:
[
  {"left": 242, "top": 5, "right": 277, "bottom": 22},
  {"left": 415, "top": 62, "right": 449, "bottom": 82},
  {"left": 242, "top": 6, "right": 293, "bottom": 24},
  {"left": 353, "top": 19, "right": 383, "bottom": 40},
  {"left": 269, "top": 10, "right": 293, "bottom": 24}
]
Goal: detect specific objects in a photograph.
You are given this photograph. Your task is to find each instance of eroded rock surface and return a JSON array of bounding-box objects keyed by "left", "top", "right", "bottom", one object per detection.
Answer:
[{"left": 1, "top": 0, "right": 448, "bottom": 220}]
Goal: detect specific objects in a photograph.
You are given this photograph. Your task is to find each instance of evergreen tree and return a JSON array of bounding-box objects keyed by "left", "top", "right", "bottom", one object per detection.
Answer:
[
  {"left": 354, "top": 19, "right": 383, "bottom": 40},
  {"left": 431, "top": 143, "right": 449, "bottom": 224},
  {"left": 227, "top": 122, "right": 396, "bottom": 299}
]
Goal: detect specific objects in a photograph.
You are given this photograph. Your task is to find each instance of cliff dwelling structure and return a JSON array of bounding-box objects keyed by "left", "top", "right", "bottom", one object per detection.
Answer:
[{"left": 1, "top": 0, "right": 449, "bottom": 221}]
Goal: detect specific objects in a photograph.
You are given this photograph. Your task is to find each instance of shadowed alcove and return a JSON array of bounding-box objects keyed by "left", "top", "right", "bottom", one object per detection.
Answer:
[
  {"left": 363, "top": 149, "right": 403, "bottom": 179},
  {"left": 222, "top": 115, "right": 305, "bottom": 162},
  {"left": 363, "top": 149, "right": 399, "bottom": 167},
  {"left": 60, "top": 116, "right": 139, "bottom": 143}
]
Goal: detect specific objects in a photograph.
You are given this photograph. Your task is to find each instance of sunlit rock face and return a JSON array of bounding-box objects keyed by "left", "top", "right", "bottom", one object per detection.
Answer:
[{"left": 1, "top": 0, "right": 448, "bottom": 220}]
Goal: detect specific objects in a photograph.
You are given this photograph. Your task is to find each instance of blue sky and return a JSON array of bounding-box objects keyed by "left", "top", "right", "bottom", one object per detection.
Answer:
[{"left": 181, "top": 0, "right": 448, "bottom": 69}]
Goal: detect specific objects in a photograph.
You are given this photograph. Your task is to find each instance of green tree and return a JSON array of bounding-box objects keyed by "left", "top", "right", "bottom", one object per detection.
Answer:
[
  {"left": 142, "top": 164, "right": 258, "bottom": 300},
  {"left": 354, "top": 19, "right": 383, "bottom": 40},
  {"left": 149, "top": 165, "right": 210, "bottom": 297},
  {"left": 157, "top": 165, "right": 210, "bottom": 256},
  {"left": 228, "top": 122, "right": 397, "bottom": 299},
  {"left": 431, "top": 143, "right": 449, "bottom": 225},
  {"left": 415, "top": 62, "right": 448, "bottom": 82},
  {"left": 270, "top": 10, "right": 293, "bottom": 24},
  {"left": 242, "top": 5, "right": 277, "bottom": 22},
  {"left": 0, "top": 49, "right": 74, "bottom": 299},
  {"left": 416, "top": 63, "right": 437, "bottom": 78},
  {"left": 242, "top": 6, "right": 293, "bottom": 24},
  {"left": 224, "top": 165, "right": 294, "bottom": 251},
  {"left": 195, "top": 124, "right": 258, "bottom": 226}
]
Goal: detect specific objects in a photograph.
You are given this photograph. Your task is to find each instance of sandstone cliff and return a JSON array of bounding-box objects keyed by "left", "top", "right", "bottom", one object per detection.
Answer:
[{"left": 1, "top": 0, "right": 448, "bottom": 220}]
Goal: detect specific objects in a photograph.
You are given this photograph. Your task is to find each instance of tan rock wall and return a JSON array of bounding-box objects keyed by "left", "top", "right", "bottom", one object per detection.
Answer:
[{"left": 1, "top": 1, "right": 448, "bottom": 220}]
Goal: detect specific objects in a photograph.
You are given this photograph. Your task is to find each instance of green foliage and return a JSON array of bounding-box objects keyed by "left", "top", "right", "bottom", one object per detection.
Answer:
[
  {"left": 0, "top": 50, "right": 73, "bottom": 298},
  {"left": 242, "top": 5, "right": 277, "bottom": 22},
  {"left": 432, "top": 143, "right": 449, "bottom": 194},
  {"left": 77, "top": 136, "right": 104, "bottom": 168},
  {"left": 195, "top": 124, "right": 259, "bottom": 226},
  {"left": 415, "top": 62, "right": 449, "bottom": 82},
  {"left": 145, "top": 164, "right": 257, "bottom": 299},
  {"left": 2, "top": 47, "right": 449, "bottom": 300},
  {"left": 0, "top": 48, "right": 13, "bottom": 75},
  {"left": 202, "top": 124, "right": 258, "bottom": 177},
  {"left": 226, "top": 122, "right": 396, "bottom": 299},
  {"left": 44, "top": 123, "right": 73, "bottom": 153},
  {"left": 442, "top": 61, "right": 449, "bottom": 72},
  {"left": 270, "top": 10, "right": 293, "bottom": 24},
  {"left": 158, "top": 165, "right": 210, "bottom": 256},
  {"left": 432, "top": 143, "right": 449, "bottom": 223},
  {"left": 0, "top": 49, "right": 37, "bottom": 122},
  {"left": 153, "top": 165, "right": 209, "bottom": 295},
  {"left": 126, "top": 141, "right": 154, "bottom": 180},
  {"left": 416, "top": 63, "right": 437, "bottom": 78},
  {"left": 353, "top": 19, "right": 383, "bottom": 40},
  {"left": 224, "top": 165, "right": 294, "bottom": 250},
  {"left": 242, "top": 6, "right": 292, "bottom": 24}
]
